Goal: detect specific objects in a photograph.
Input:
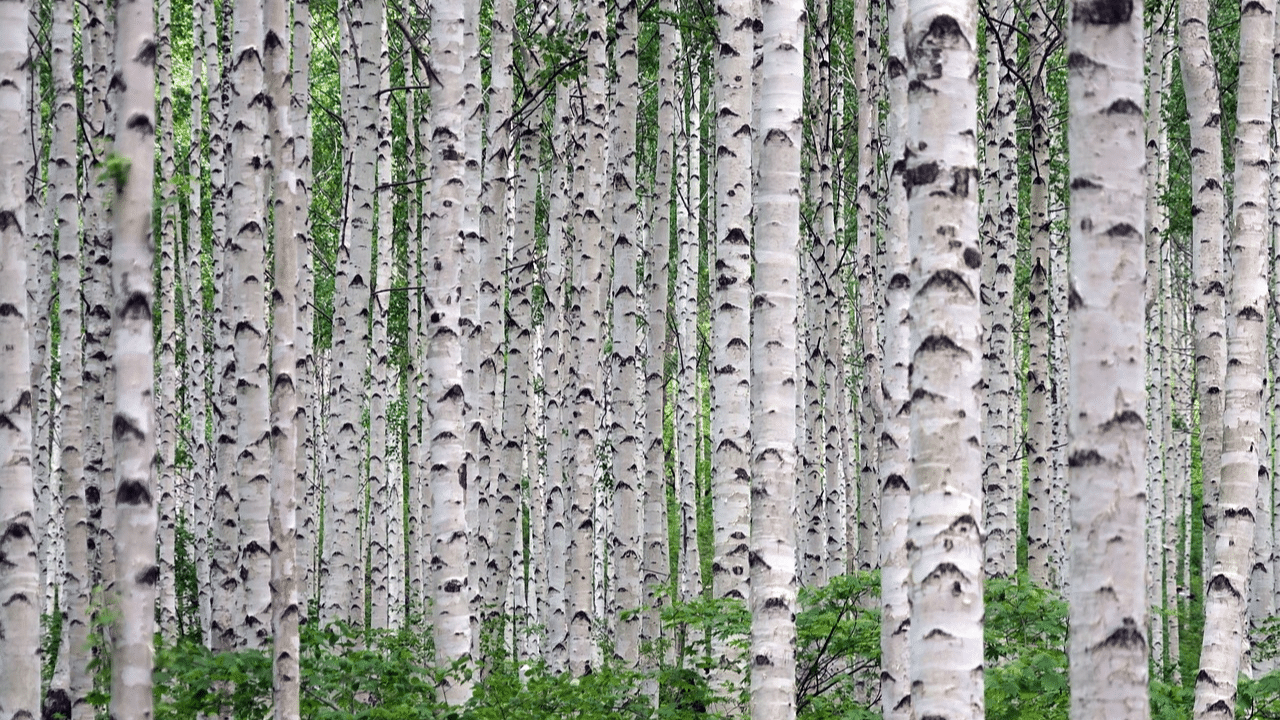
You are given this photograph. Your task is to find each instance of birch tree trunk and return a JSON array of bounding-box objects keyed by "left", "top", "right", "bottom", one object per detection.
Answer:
[
  {"left": 110, "top": 0, "right": 158, "bottom": 715},
  {"left": 610, "top": 0, "right": 644, "bottom": 670},
  {"left": 642, "top": 0, "right": 678, "bottom": 696},
  {"left": 1194, "top": 0, "right": 1275, "bottom": 713},
  {"left": 229, "top": 0, "right": 273, "bottom": 650},
  {"left": 427, "top": 0, "right": 474, "bottom": 701},
  {"left": 52, "top": 0, "right": 91, "bottom": 712},
  {"left": 266, "top": 0, "right": 303, "bottom": 710},
  {"left": 566, "top": 0, "right": 609, "bottom": 675},
  {"left": 1179, "top": 0, "right": 1228, "bottom": 580},
  {"left": 368, "top": 6, "right": 392, "bottom": 631},
  {"left": 855, "top": 0, "right": 883, "bottom": 573},
  {"left": 904, "top": 0, "right": 984, "bottom": 715},
  {"left": 291, "top": 0, "right": 314, "bottom": 608},
  {"left": 187, "top": 0, "right": 211, "bottom": 642},
  {"left": 1067, "top": 0, "right": 1150, "bottom": 714},
  {"left": 750, "top": 0, "right": 802, "bottom": 716},
  {"left": 879, "top": 0, "right": 911, "bottom": 714},
  {"left": 483, "top": 0, "right": 516, "bottom": 638},
  {"left": 711, "top": 0, "right": 752, "bottom": 701},
  {"left": 0, "top": 5, "right": 38, "bottom": 718},
  {"left": 1025, "top": 0, "right": 1055, "bottom": 587},
  {"left": 155, "top": 0, "right": 179, "bottom": 637},
  {"left": 323, "top": 0, "right": 377, "bottom": 627}
]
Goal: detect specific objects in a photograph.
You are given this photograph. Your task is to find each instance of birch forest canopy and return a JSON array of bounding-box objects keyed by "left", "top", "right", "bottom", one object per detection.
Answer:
[{"left": 5, "top": 0, "right": 1280, "bottom": 718}]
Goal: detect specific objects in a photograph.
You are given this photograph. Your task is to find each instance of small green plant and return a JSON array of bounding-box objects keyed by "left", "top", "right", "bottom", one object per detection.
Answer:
[{"left": 99, "top": 152, "right": 132, "bottom": 193}]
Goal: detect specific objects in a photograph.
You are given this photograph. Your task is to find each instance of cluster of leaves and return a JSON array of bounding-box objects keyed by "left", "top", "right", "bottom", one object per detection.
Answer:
[{"left": 126, "top": 572, "right": 1280, "bottom": 720}]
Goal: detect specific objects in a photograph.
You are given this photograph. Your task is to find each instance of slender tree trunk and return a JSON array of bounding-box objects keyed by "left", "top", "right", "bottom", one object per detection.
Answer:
[
  {"left": 642, "top": 0, "right": 677, "bottom": 698},
  {"left": 186, "top": 0, "right": 212, "bottom": 644},
  {"left": 711, "top": 0, "right": 752, "bottom": 701},
  {"left": 0, "top": 4, "right": 39, "bottom": 717},
  {"left": 879, "top": 0, "right": 911, "bottom": 714},
  {"left": 1067, "top": 0, "right": 1150, "bottom": 714},
  {"left": 750, "top": 0, "right": 802, "bottom": 716},
  {"left": 427, "top": 0, "right": 474, "bottom": 700},
  {"left": 228, "top": 0, "right": 272, "bottom": 650},
  {"left": 855, "top": 0, "right": 883, "bottom": 573},
  {"left": 1025, "top": 0, "right": 1055, "bottom": 587},
  {"left": 904, "top": 0, "right": 984, "bottom": 715},
  {"left": 1143, "top": 19, "right": 1169, "bottom": 665},
  {"left": 155, "top": 0, "right": 178, "bottom": 638},
  {"left": 291, "top": 0, "right": 314, "bottom": 609},
  {"left": 52, "top": 0, "right": 91, "bottom": 713},
  {"left": 110, "top": 0, "right": 158, "bottom": 714},
  {"left": 266, "top": 0, "right": 303, "bottom": 710},
  {"left": 1179, "top": 0, "right": 1228, "bottom": 581},
  {"left": 483, "top": 0, "right": 516, "bottom": 642},
  {"left": 610, "top": 0, "right": 644, "bottom": 670},
  {"left": 1194, "top": 0, "right": 1275, "bottom": 712},
  {"left": 368, "top": 5, "right": 392, "bottom": 631}
]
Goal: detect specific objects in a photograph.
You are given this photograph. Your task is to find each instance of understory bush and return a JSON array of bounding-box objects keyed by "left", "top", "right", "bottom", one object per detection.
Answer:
[{"left": 60, "top": 572, "right": 1280, "bottom": 719}]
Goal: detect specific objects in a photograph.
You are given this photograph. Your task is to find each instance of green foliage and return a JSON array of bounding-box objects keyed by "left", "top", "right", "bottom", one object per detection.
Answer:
[
  {"left": 100, "top": 152, "right": 132, "bottom": 193},
  {"left": 984, "top": 579, "right": 1069, "bottom": 720}
]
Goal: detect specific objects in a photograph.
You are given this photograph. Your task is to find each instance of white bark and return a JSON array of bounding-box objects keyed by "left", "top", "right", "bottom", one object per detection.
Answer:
[
  {"left": 750, "top": 0, "right": 802, "bottom": 717},
  {"left": 1067, "top": 0, "right": 1150, "bottom": 714},
  {"left": 1194, "top": 0, "right": 1274, "bottom": 713},
  {"left": 428, "top": 0, "right": 474, "bottom": 700},
  {"left": 0, "top": 5, "right": 38, "bottom": 718},
  {"left": 229, "top": 0, "right": 272, "bottom": 649},
  {"left": 52, "top": 0, "right": 91, "bottom": 712},
  {"left": 1179, "top": 0, "right": 1228, "bottom": 579},
  {"left": 610, "top": 0, "right": 644, "bottom": 670},
  {"left": 904, "top": 0, "right": 984, "bottom": 716},
  {"left": 266, "top": 0, "right": 303, "bottom": 710},
  {"left": 110, "top": 1, "right": 158, "bottom": 715},
  {"left": 711, "top": 0, "right": 753, "bottom": 700},
  {"left": 156, "top": 0, "right": 179, "bottom": 638},
  {"left": 880, "top": 0, "right": 911, "bottom": 714}
]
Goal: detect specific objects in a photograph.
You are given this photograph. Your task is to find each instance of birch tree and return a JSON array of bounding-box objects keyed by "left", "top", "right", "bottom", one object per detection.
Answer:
[
  {"left": 904, "top": 0, "right": 984, "bottom": 715},
  {"left": 1066, "top": 0, "right": 1149, "bottom": 714},
  {"left": 879, "top": 0, "right": 911, "bottom": 714},
  {"left": 228, "top": 0, "right": 273, "bottom": 650},
  {"left": 110, "top": 0, "right": 159, "bottom": 715},
  {"left": 711, "top": 0, "right": 753, "bottom": 699},
  {"left": 1194, "top": 0, "right": 1275, "bottom": 713},
  {"left": 266, "top": 0, "right": 304, "bottom": 710},
  {"left": 749, "top": 0, "right": 802, "bottom": 716},
  {"left": 0, "top": 5, "right": 38, "bottom": 719},
  {"left": 427, "top": 0, "right": 474, "bottom": 701}
]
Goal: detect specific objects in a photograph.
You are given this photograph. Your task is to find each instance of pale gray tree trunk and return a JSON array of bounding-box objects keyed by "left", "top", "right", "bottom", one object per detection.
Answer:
[
  {"left": 156, "top": 0, "right": 178, "bottom": 638},
  {"left": 750, "top": 0, "right": 802, "bottom": 717},
  {"left": 52, "top": 0, "right": 91, "bottom": 713},
  {"left": 427, "top": 0, "right": 474, "bottom": 700},
  {"left": 879, "top": 0, "right": 911, "bottom": 714},
  {"left": 0, "top": 4, "right": 38, "bottom": 718},
  {"left": 1179, "top": 0, "right": 1228, "bottom": 579},
  {"left": 110, "top": 0, "right": 158, "bottom": 715},
  {"left": 229, "top": 0, "right": 272, "bottom": 650},
  {"left": 484, "top": 0, "right": 516, "bottom": 641},
  {"left": 1194, "top": 0, "right": 1274, "bottom": 712},
  {"left": 566, "top": 0, "right": 609, "bottom": 675},
  {"left": 642, "top": 0, "right": 678, "bottom": 698},
  {"left": 675, "top": 41, "right": 700, "bottom": 605},
  {"left": 1067, "top": 0, "right": 1150, "bottom": 714},
  {"left": 187, "top": 0, "right": 211, "bottom": 641},
  {"left": 291, "top": 0, "right": 314, "bottom": 608},
  {"left": 610, "top": 0, "right": 644, "bottom": 670},
  {"left": 854, "top": 0, "right": 883, "bottom": 573},
  {"left": 1025, "top": 0, "right": 1054, "bottom": 587},
  {"left": 904, "top": 0, "right": 984, "bottom": 716},
  {"left": 266, "top": 0, "right": 303, "bottom": 710},
  {"left": 369, "top": 6, "right": 392, "bottom": 631},
  {"left": 1143, "top": 20, "right": 1169, "bottom": 664},
  {"left": 711, "top": 0, "right": 753, "bottom": 702}
]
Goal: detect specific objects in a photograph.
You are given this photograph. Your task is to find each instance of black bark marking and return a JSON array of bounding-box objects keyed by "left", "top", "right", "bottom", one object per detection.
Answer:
[
  {"left": 117, "top": 480, "right": 153, "bottom": 506},
  {"left": 1068, "top": 449, "right": 1105, "bottom": 467},
  {"left": 1073, "top": 0, "right": 1133, "bottom": 25}
]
